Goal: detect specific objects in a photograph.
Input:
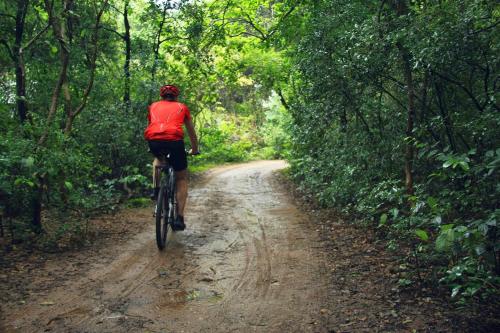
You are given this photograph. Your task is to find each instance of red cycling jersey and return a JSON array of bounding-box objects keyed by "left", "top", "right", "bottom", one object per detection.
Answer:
[{"left": 144, "top": 100, "right": 191, "bottom": 141}]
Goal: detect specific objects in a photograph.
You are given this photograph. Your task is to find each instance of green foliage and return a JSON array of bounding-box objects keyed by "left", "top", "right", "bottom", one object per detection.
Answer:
[
  {"left": 258, "top": 95, "right": 291, "bottom": 159},
  {"left": 282, "top": 0, "right": 500, "bottom": 302},
  {"left": 193, "top": 112, "right": 268, "bottom": 165},
  {"left": 0, "top": 0, "right": 291, "bottom": 248}
]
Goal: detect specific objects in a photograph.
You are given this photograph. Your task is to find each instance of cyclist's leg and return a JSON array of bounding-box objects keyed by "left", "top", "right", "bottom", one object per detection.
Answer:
[
  {"left": 175, "top": 169, "right": 188, "bottom": 216},
  {"left": 152, "top": 157, "right": 164, "bottom": 188},
  {"left": 148, "top": 140, "right": 167, "bottom": 200},
  {"left": 166, "top": 140, "right": 188, "bottom": 229}
]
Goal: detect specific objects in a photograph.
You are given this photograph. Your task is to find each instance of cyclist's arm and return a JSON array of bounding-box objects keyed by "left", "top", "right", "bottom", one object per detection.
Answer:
[{"left": 184, "top": 118, "right": 199, "bottom": 154}]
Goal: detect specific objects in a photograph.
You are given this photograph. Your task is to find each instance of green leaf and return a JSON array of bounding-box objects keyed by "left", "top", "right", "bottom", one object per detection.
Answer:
[
  {"left": 415, "top": 229, "right": 429, "bottom": 241},
  {"left": 398, "top": 278, "right": 412, "bottom": 287},
  {"left": 474, "top": 244, "right": 486, "bottom": 256},
  {"left": 486, "top": 218, "right": 496, "bottom": 227},
  {"left": 432, "top": 216, "right": 442, "bottom": 225},
  {"left": 464, "top": 285, "right": 481, "bottom": 297},
  {"left": 378, "top": 213, "right": 388, "bottom": 227},
  {"left": 64, "top": 181, "right": 73, "bottom": 190},
  {"left": 22, "top": 157, "right": 35, "bottom": 168},
  {"left": 390, "top": 208, "right": 399, "bottom": 219},
  {"left": 451, "top": 286, "right": 461, "bottom": 298},
  {"left": 14, "top": 178, "right": 34, "bottom": 187},
  {"left": 458, "top": 161, "right": 470, "bottom": 171},
  {"left": 441, "top": 224, "right": 454, "bottom": 231},
  {"left": 426, "top": 196, "right": 437, "bottom": 209},
  {"left": 436, "top": 233, "right": 449, "bottom": 252}
]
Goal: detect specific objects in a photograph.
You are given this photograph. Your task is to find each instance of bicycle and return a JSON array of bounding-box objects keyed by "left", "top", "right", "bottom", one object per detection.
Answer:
[
  {"left": 154, "top": 153, "right": 177, "bottom": 250},
  {"left": 154, "top": 150, "right": 199, "bottom": 250}
]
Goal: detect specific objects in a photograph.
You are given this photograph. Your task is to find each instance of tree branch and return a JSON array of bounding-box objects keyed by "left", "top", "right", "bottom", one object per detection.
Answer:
[
  {"left": 0, "top": 12, "right": 16, "bottom": 20},
  {"left": 68, "top": 0, "right": 109, "bottom": 122},
  {"left": 377, "top": 83, "right": 407, "bottom": 111},
  {"left": 100, "top": 25, "right": 125, "bottom": 40},
  {"left": 159, "top": 35, "right": 190, "bottom": 44},
  {"left": 266, "top": 1, "right": 301, "bottom": 40},
  {"left": 237, "top": 10, "right": 267, "bottom": 40},
  {"left": 432, "top": 70, "right": 485, "bottom": 112},
  {"left": 22, "top": 24, "right": 50, "bottom": 51},
  {"left": 469, "top": 20, "right": 500, "bottom": 36},
  {"left": 107, "top": 2, "right": 124, "bottom": 15}
]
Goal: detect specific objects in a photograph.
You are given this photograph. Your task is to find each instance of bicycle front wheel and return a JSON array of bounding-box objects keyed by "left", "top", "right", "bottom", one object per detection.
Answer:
[{"left": 155, "top": 186, "right": 169, "bottom": 250}]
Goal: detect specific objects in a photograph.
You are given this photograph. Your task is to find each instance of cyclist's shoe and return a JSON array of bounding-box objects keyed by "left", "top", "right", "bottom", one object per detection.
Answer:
[
  {"left": 150, "top": 187, "right": 159, "bottom": 201},
  {"left": 172, "top": 215, "right": 186, "bottom": 231}
]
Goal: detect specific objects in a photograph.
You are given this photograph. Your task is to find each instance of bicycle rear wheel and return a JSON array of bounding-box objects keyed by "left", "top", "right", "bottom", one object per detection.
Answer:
[{"left": 155, "top": 185, "right": 169, "bottom": 250}]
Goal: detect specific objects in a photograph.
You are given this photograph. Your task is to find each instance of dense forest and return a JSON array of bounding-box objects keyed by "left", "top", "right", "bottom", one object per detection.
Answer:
[{"left": 1, "top": 0, "right": 498, "bottom": 307}]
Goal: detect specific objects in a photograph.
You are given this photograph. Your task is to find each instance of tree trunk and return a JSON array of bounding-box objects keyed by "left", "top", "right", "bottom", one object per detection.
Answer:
[
  {"left": 33, "top": 0, "right": 72, "bottom": 230},
  {"left": 277, "top": 88, "right": 290, "bottom": 110},
  {"left": 149, "top": 3, "right": 169, "bottom": 104},
  {"left": 392, "top": 0, "right": 415, "bottom": 196},
  {"left": 398, "top": 44, "right": 415, "bottom": 196},
  {"left": 39, "top": 0, "right": 71, "bottom": 146},
  {"left": 123, "top": 0, "right": 131, "bottom": 112},
  {"left": 340, "top": 107, "right": 348, "bottom": 133},
  {"left": 14, "top": 0, "right": 29, "bottom": 123}
]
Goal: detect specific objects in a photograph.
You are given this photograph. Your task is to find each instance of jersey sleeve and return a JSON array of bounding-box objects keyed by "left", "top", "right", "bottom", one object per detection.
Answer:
[
  {"left": 147, "top": 105, "right": 151, "bottom": 123},
  {"left": 183, "top": 104, "right": 192, "bottom": 121}
]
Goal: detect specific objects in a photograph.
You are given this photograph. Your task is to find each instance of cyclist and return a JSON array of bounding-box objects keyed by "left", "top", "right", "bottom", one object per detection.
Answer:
[{"left": 144, "top": 84, "right": 199, "bottom": 231}]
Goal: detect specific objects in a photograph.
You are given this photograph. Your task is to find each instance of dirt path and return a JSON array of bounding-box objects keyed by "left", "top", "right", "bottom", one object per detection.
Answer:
[
  {"left": 4, "top": 160, "right": 482, "bottom": 332},
  {"left": 1, "top": 161, "right": 333, "bottom": 333}
]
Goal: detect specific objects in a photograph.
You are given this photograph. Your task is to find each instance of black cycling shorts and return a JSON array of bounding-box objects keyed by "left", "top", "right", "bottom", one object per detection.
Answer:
[{"left": 148, "top": 140, "right": 187, "bottom": 171}]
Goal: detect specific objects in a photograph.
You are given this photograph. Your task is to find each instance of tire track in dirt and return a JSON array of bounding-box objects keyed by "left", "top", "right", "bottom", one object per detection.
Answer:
[{"left": 1, "top": 161, "right": 330, "bottom": 333}]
